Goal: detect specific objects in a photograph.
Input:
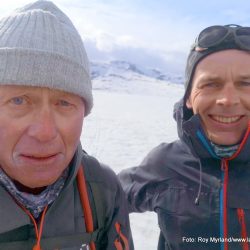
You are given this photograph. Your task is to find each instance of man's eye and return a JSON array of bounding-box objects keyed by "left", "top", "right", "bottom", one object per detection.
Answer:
[
  {"left": 10, "top": 97, "right": 25, "bottom": 105},
  {"left": 204, "top": 82, "right": 218, "bottom": 88},
  {"left": 198, "top": 82, "right": 220, "bottom": 90},
  {"left": 58, "top": 100, "right": 71, "bottom": 106},
  {"left": 240, "top": 81, "right": 250, "bottom": 87}
]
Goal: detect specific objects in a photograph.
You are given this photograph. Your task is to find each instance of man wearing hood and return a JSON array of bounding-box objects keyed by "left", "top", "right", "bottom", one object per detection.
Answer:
[
  {"left": 119, "top": 24, "right": 250, "bottom": 250},
  {"left": 0, "top": 1, "right": 133, "bottom": 250}
]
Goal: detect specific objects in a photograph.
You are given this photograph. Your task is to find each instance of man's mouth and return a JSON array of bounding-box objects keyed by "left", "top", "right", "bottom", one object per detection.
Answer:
[
  {"left": 210, "top": 115, "right": 243, "bottom": 124},
  {"left": 21, "top": 154, "right": 58, "bottom": 160}
]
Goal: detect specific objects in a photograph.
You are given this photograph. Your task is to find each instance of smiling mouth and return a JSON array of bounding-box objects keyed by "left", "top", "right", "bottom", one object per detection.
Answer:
[
  {"left": 22, "top": 154, "right": 58, "bottom": 160},
  {"left": 210, "top": 115, "right": 243, "bottom": 124}
]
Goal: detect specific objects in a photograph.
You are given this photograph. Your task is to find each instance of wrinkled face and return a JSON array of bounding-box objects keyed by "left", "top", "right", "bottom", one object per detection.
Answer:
[
  {"left": 0, "top": 86, "right": 85, "bottom": 188},
  {"left": 186, "top": 50, "right": 250, "bottom": 145}
]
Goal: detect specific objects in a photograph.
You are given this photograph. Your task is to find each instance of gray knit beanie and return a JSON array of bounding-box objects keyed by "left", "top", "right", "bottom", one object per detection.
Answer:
[
  {"left": 0, "top": 0, "right": 93, "bottom": 115},
  {"left": 184, "top": 25, "right": 248, "bottom": 101}
]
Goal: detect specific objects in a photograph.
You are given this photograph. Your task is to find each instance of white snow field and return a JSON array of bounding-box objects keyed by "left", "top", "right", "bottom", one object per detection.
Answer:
[{"left": 81, "top": 79, "right": 184, "bottom": 249}]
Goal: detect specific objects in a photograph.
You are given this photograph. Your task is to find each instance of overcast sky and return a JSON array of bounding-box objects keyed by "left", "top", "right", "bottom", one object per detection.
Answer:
[{"left": 1, "top": 0, "right": 250, "bottom": 74}]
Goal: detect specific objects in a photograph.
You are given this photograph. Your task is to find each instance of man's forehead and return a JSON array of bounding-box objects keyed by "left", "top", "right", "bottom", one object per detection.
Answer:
[
  {"left": 194, "top": 50, "right": 250, "bottom": 74},
  {"left": 0, "top": 85, "right": 71, "bottom": 95},
  {"left": 188, "top": 51, "right": 250, "bottom": 87}
]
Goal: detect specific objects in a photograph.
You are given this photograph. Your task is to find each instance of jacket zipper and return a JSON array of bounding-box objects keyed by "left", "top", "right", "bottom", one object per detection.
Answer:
[
  {"left": 221, "top": 159, "right": 229, "bottom": 250},
  {"left": 221, "top": 160, "right": 250, "bottom": 250},
  {"left": 20, "top": 204, "right": 48, "bottom": 250},
  {"left": 197, "top": 124, "right": 250, "bottom": 250}
]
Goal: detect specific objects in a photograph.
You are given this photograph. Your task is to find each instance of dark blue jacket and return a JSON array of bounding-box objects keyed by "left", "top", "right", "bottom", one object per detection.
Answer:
[{"left": 119, "top": 99, "right": 250, "bottom": 250}]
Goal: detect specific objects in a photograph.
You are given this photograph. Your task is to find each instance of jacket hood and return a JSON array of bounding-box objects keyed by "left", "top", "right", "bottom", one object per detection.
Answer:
[
  {"left": 173, "top": 97, "right": 194, "bottom": 141},
  {"left": 173, "top": 97, "right": 206, "bottom": 158}
]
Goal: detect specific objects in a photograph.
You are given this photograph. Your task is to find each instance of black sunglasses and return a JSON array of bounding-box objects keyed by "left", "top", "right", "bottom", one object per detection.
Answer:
[{"left": 191, "top": 24, "right": 250, "bottom": 51}]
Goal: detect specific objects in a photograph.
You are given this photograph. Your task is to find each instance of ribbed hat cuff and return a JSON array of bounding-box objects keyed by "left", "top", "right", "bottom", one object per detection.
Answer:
[{"left": 0, "top": 48, "right": 93, "bottom": 115}]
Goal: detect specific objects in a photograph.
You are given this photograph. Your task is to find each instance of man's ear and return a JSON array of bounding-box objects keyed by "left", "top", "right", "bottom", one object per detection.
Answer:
[{"left": 186, "top": 97, "right": 192, "bottom": 109}]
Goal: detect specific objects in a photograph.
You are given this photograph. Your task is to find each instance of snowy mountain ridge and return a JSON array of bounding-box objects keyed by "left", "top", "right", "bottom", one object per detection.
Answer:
[{"left": 90, "top": 60, "right": 184, "bottom": 84}]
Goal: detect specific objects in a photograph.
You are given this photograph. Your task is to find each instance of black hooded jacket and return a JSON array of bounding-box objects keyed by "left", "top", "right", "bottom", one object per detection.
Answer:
[{"left": 119, "top": 98, "right": 250, "bottom": 250}]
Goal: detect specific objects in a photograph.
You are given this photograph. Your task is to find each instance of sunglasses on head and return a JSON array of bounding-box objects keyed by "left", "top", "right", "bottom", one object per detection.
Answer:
[{"left": 191, "top": 24, "right": 250, "bottom": 51}]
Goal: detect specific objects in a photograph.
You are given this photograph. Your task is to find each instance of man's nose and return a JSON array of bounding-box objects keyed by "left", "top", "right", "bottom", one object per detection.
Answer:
[
  {"left": 27, "top": 108, "right": 58, "bottom": 142},
  {"left": 216, "top": 84, "right": 240, "bottom": 106}
]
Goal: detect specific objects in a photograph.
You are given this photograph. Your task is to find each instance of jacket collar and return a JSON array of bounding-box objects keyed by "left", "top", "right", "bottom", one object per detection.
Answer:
[
  {"left": 0, "top": 144, "right": 83, "bottom": 234},
  {"left": 63, "top": 144, "right": 83, "bottom": 189},
  {"left": 0, "top": 186, "right": 29, "bottom": 234}
]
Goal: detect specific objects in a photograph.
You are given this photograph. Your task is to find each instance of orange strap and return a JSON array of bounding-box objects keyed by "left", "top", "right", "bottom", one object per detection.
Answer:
[
  {"left": 77, "top": 165, "right": 96, "bottom": 250},
  {"left": 115, "top": 222, "right": 130, "bottom": 250},
  {"left": 20, "top": 204, "right": 48, "bottom": 250},
  {"left": 114, "top": 239, "right": 123, "bottom": 250}
]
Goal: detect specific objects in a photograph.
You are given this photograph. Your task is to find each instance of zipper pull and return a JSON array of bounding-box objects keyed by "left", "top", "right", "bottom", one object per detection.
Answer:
[
  {"left": 237, "top": 208, "right": 244, "bottom": 223},
  {"left": 33, "top": 244, "right": 41, "bottom": 250},
  {"left": 221, "top": 159, "right": 228, "bottom": 171},
  {"left": 237, "top": 208, "right": 249, "bottom": 250}
]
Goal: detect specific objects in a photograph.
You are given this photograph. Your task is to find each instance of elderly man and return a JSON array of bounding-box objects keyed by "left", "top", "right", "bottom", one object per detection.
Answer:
[
  {"left": 119, "top": 24, "right": 250, "bottom": 250},
  {"left": 0, "top": 1, "right": 133, "bottom": 250}
]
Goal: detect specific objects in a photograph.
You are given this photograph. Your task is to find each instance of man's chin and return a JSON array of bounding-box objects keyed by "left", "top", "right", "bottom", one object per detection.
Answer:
[{"left": 208, "top": 132, "right": 243, "bottom": 146}]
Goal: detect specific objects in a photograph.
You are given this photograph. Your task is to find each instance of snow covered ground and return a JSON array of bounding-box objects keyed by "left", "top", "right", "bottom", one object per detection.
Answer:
[{"left": 81, "top": 81, "right": 184, "bottom": 249}]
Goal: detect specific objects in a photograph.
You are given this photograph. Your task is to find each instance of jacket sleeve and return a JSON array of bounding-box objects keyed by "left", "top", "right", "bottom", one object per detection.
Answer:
[{"left": 118, "top": 143, "right": 169, "bottom": 213}]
